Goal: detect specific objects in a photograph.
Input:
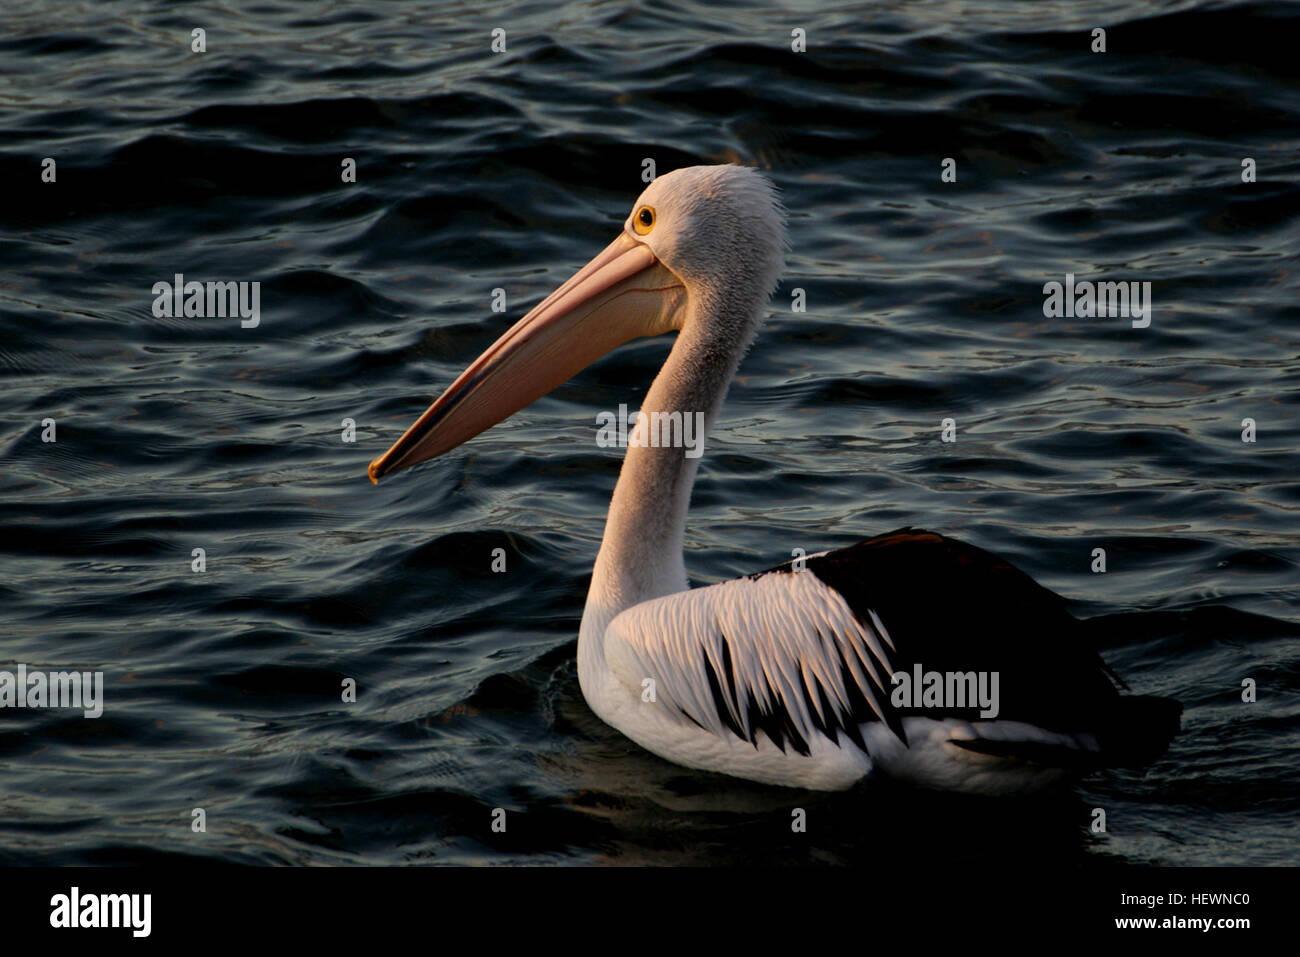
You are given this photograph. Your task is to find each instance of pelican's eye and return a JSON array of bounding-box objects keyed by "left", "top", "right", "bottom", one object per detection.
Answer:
[{"left": 633, "top": 205, "right": 656, "bottom": 235}]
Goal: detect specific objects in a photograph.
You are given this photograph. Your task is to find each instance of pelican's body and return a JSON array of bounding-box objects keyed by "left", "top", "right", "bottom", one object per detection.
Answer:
[{"left": 370, "top": 165, "right": 1180, "bottom": 794}]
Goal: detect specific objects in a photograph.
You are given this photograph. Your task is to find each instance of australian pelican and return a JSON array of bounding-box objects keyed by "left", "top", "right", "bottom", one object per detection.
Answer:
[{"left": 369, "top": 165, "right": 1180, "bottom": 794}]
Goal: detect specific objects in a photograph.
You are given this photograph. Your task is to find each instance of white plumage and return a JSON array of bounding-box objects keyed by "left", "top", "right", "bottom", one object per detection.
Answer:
[
  {"left": 606, "top": 569, "right": 895, "bottom": 743},
  {"left": 586, "top": 557, "right": 1114, "bottom": 793}
]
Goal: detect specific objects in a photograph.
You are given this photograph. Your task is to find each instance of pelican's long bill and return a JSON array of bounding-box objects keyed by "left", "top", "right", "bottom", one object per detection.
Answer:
[{"left": 368, "top": 232, "right": 685, "bottom": 483}]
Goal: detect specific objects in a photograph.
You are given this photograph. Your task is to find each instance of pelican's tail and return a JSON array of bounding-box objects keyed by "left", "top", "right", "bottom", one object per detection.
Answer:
[
  {"left": 943, "top": 694, "right": 1182, "bottom": 772},
  {"left": 1093, "top": 694, "right": 1183, "bottom": 768}
]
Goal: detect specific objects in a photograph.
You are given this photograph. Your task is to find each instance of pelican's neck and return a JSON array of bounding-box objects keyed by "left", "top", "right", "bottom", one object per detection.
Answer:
[{"left": 578, "top": 295, "right": 755, "bottom": 684}]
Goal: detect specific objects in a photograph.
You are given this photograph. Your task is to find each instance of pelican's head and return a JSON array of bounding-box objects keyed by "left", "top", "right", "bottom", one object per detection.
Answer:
[
  {"left": 368, "top": 164, "right": 786, "bottom": 483},
  {"left": 621, "top": 164, "right": 786, "bottom": 301}
]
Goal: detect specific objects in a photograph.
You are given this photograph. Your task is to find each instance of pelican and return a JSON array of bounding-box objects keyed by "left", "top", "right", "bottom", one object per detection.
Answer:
[{"left": 369, "top": 165, "right": 1181, "bottom": 794}]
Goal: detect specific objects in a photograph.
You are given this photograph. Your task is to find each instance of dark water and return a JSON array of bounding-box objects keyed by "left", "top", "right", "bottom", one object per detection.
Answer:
[{"left": 0, "top": 0, "right": 1297, "bottom": 867}]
